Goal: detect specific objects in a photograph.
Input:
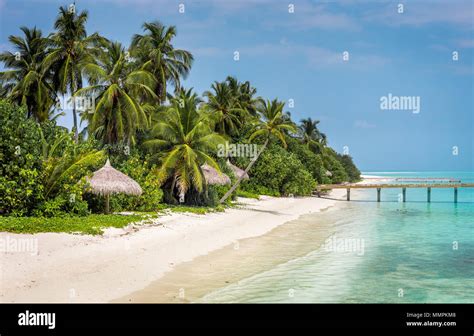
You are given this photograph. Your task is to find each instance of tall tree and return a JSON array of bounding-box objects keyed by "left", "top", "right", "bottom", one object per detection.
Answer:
[
  {"left": 219, "top": 99, "right": 297, "bottom": 203},
  {"left": 0, "top": 27, "right": 55, "bottom": 122},
  {"left": 144, "top": 89, "right": 225, "bottom": 201},
  {"left": 226, "top": 76, "right": 262, "bottom": 117},
  {"left": 131, "top": 21, "right": 193, "bottom": 102},
  {"left": 45, "top": 5, "right": 102, "bottom": 142},
  {"left": 203, "top": 81, "right": 245, "bottom": 138},
  {"left": 299, "top": 117, "right": 326, "bottom": 152},
  {"left": 76, "top": 41, "right": 157, "bottom": 146}
]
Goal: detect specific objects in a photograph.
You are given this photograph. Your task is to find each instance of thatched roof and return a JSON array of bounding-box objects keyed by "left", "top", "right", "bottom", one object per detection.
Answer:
[
  {"left": 226, "top": 160, "right": 249, "bottom": 180},
  {"left": 87, "top": 159, "right": 143, "bottom": 196},
  {"left": 201, "top": 164, "right": 231, "bottom": 185}
]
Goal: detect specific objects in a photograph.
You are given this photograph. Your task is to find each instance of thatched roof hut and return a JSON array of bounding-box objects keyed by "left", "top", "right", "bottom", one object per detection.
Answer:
[
  {"left": 226, "top": 160, "right": 249, "bottom": 180},
  {"left": 87, "top": 159, "right": 142, "bottom": 213},
  {"left": 201, "top": 163, "right": 231, "bottom": 185}
]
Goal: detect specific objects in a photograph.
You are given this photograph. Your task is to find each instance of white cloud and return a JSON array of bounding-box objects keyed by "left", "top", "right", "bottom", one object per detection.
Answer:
[
  {"left": 239, "top": 42, "right": 389, "bottom": 70},
  {"left": 189, "top": 46, "right": 222, "bottom": 57},
  {"left": 456, "top": 39, "right": 474, "bottom": 48},
  {"left": 363, "top": 1, "right": 473, "bottom": 29},
  {"left": 354, "top": 120, "right": 376, "bottom": 129},
  {"left": 263, "top": 2, "right": 360, "bottom": 31}
]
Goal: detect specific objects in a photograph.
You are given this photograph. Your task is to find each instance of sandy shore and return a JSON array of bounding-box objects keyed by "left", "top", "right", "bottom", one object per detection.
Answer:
[{"left": 0, "top": 189, "right": 346, "bottom": 303}]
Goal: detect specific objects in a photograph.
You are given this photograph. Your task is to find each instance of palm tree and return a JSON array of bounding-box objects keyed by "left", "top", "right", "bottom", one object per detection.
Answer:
[
  {"left": 144, "top": 89, "right": 225, "bottom": 201},
  {"left": 226, "top": 76, "right": 262, "bottom": 117},
  {"left": 0, "top": 27, "right": 55, "bottom": 122},
  {"left": 43, "top": 146, "right": 105, "bottom": 199},
  {"left": 76, "top": 41, "right": 157, "bottom": 146},
  {"left": 45, "top": 5, "right": 103, "bottom": 142},
  {"left": 299, "top": 117, "right": 326, "bottom": 152},
  {"left": 219, "top": 99, "right": 297, "bottom": 203},
  {"left": 203, "top": 81, "right": 245, "bottom": 138},
  {"left": 131, "top": 21, "right": 193, "bottom": 102}
]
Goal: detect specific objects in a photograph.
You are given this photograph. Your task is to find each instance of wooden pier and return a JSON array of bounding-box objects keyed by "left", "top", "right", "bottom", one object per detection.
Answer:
[{"left": 315, "top": 183, "right": 474, "bottom": 202}]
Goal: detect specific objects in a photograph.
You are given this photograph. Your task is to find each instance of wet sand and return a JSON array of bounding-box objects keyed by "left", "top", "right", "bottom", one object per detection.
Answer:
[{"left": 114, "top": 205, "right": 344, "bottom": 303}]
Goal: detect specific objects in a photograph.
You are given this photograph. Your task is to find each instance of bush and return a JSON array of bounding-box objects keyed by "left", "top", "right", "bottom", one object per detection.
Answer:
[
  {"left": 99, "top": 153, "right": 164, "bottom": 212},
  {"left": 321, "top": 148, "right": 349, "bottom": 184},
  {"left": 0, "top": 100, "right": 44, "bottom": 216},
  {"left": 287, "top": 137, "right": 326, "bottom": 184},
  {"left": 336, "top": 154, "right": 361, "bottom": 182},
  {"left": 0, "top": 100, "right": 107, "bottom": 217},
  {"left": 240, "top": 144, "right": 316, "bottom": 196}
]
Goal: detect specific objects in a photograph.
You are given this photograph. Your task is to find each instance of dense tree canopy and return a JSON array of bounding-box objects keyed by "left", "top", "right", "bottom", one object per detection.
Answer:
[{"left": 0, "top": 4, "right": 360, "bottom": 216}]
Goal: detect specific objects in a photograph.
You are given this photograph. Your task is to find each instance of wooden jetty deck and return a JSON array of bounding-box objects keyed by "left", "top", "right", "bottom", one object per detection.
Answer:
[
  {"left": 315, "top": 183, "right": 474, "bottom": 202},
  {"left": 363, "top": 177, "right": 461, "bottom": 183}
]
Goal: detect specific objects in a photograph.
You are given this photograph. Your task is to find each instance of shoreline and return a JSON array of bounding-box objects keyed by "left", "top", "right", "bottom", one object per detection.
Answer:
[{"left": 0, "top": 189, "right": 348, "bottom": 303}]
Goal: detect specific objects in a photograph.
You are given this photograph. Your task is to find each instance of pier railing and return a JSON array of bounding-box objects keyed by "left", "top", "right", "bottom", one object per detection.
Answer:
[{"left": 315, "top": 183, "right": 474, "bottom": 202}]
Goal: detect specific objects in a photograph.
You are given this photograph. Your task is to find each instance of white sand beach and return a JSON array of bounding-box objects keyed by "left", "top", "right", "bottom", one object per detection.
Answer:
[{"left": 0, "top": 189, "right": 347, "bottom": 303}]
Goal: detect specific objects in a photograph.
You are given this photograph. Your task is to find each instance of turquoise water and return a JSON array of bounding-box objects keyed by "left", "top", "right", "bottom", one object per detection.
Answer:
[{"left": 200, "top": 172, "right": 474, "bottom": 303}]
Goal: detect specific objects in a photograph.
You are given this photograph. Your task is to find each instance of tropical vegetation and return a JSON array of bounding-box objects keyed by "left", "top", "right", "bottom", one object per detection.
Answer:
[{"left": 0, "top": 5, "right": 360, "bottom": 233}]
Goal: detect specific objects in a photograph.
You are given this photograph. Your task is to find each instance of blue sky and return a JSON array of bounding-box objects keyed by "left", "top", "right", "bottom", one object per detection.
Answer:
[{"left": 0, "top": 0, "right": 473, "bottom": 171}]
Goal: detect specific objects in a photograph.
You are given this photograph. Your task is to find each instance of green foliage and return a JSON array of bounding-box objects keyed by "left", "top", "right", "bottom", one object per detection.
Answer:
[
  {"left": 0, "top": 100, "right": 44, "bottom": 216},
  {"left": 322, "top": 148, "right": 349, "bottom": 184},
  {"left": 131, "top": 21, "right": 194, "bottom": 102},
  {"left": 0, "top": 27, "right": 55, "bottom": 122},
  {"left": 154, "top": 204, "right": 226, "bottom": 214},
  {"left": 286, "top": 137, "right": 326, "bottom": 184},
  {"left": 0, "top": 4, "right": 363, "bottom": 221},
  {"left": 144, "top": 89, "right": 225, "bottom": 201},
  {"left": 336, "top": 153, "right": 361, "bottom": 182},
  {"left": 78, "top": 41, "right": 157, "bottom": 145},
  {"left": 182, "top": 160, "right": 235, "bottom": 207},
  {"left": 235, "top": 190, "right": 260, "bottom": 199},
  {"left": 240, "top": 144, "right": 316, "bottom": 196},
  {"left": 0, "top": 214, "right": 148, "bottom": 235},
  {"left": 105, "top": 154, "right": 164, "bottom": 212},
  {"left": 0, "top": 99, "right": 106, "bottom": 217},
  {"left": 298, "top": 117, "right": 326, "bottom": 152},
  {"left": 203, "top": 78, "right": 258, "bottom": 138}
]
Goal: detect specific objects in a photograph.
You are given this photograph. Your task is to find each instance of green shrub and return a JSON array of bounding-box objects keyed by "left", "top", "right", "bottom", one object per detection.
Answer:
[
  {"left": 322, "top": 148, "right": 349, "bottom": 184},
  {"left": 101, "top": 153, "right": 164, "bottom": 212},
  {"left": 235, "top": 190, "right": 260, "bottom": 199},
  {"left": 240, "top": 144, "right": 316, "bottom": 196},
  {"left": 0, "top": 101, "right": 44, "bottom": 216},
  {"left": 287, "top": 137, "right": 326, "bottom": 183},
  {"left": 336, "top": 154, "right": 361, "bottom": 182}
]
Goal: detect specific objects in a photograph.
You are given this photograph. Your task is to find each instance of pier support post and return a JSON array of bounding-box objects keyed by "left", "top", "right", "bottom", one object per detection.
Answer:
[
  {"left": 377, "top": 188, "right": 381, "bottom": 202},
  {"left": 427, "top": 187, "right": 431, "bottom": 203},
  {"left": 346, "top": 188, "right": 350, "bottom": 201},
  {"left": 402, "top": 188, "right": 406, "bottom": 202},
  {"left": 454, "top": 187, "right": 458, "bottom": 203}
]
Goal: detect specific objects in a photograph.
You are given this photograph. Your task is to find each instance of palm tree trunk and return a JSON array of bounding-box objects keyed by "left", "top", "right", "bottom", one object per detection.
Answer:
[
  {"left": 72, "top": 80, "right": 81, "bottom": 143},
  {"left": 219, "top": 137, "right": 269, "bottom": 204},
  {"left": 73, "top": 104, "right": 78, "bottom": 143}
]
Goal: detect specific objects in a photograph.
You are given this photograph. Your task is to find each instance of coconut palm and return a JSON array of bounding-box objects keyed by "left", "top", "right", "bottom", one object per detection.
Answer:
[
  {"left": 226, "top": 76, "right": 262, "bottom": 117},
  {"left": 219, "top": 99, "right": 297, "bottom": 203},
  {"left": 0, "top": 27, "right": 55, "bottom": 122},
  {"left": 144, "top": 89, "right": 225, "bottom": 201},
  {"left": 45, "top": 5, "right": 103, "bottom": 142},
  {"left": 203, "top": 81, "right": 246, "bottom": 138},
  {"left": 299, "top": 117, "right": 326, "bottom": 152},
  {"left": 40, "top": 129, "right": 106, "bottom": 198},
  {"left": 76, "top": 41, "right": 157, "bottom": 146},
  {"left": 131, "top": 21, "right": 193, "bottom": 102}
]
